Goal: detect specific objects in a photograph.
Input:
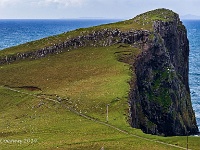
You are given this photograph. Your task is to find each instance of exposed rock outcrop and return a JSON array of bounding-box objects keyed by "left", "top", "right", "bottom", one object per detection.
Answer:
[
  {"left": 129, "top": 10, "right": 198, "bottom": 136},
  {"left": 0, "top": 29, "right": 149, "bottom": 65}
]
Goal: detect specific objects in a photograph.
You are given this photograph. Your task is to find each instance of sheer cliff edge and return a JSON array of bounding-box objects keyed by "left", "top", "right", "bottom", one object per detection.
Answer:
[{"left": 129, "top": 9, "right": 199, "bottom": 136}]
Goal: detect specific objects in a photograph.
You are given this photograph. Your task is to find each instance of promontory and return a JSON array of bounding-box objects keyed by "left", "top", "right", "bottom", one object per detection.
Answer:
[{"left": 0, "top": 8, "right": 198, "bottom": 139}]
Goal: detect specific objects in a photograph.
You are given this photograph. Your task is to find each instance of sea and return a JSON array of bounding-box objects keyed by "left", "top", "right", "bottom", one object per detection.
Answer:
[
  {"left": 184, "top": 20, "right": 200, "bottom": 131},
  {"left": 0, "top": 19, "right": 199, "bottom": 130}
]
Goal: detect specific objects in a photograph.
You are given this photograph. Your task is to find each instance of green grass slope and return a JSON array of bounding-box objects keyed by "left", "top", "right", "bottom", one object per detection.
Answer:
[
  {"left": 0, "top": 8, "right": 199, "bottom": 149},
  {"left": 0, "top": 86, "right": 187, "bottom": 150}
]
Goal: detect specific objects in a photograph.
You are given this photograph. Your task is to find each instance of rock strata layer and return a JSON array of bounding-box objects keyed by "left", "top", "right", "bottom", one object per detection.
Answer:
[{"left": 0, "top": 29, "right": 149, "bottom": 65}]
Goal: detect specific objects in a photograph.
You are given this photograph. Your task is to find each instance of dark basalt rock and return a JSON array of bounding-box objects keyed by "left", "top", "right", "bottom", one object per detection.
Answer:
[
  {"left": 0, "top": 29, "right": 149, "bottom": 65},
  {"left": 129, "top": 12, "right": 198, "bottom": 136}
]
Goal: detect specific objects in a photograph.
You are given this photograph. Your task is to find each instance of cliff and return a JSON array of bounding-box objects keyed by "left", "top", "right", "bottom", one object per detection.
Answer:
[
  {"left": 0, "top": 29, "right": 149, "bottom": 64},
  {"left": 129, "top": 9, "right": 199, "bottom": 136},
  {"left": 0, "top": 9, "right": 198, "bottom": 136}
]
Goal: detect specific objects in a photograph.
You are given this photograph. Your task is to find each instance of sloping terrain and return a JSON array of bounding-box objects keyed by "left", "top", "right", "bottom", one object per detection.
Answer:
[{"left": 0, "top": 8, "right": 199, "bottom": 149}]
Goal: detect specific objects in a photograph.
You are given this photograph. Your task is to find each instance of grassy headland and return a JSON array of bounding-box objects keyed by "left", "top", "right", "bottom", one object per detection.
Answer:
[{"left": 0, "top": 8, "right": 199, "bottom": 149}]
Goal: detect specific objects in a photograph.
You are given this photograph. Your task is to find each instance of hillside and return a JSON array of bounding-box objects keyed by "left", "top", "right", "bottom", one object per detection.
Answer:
[{"left": 0, "top": 8, "right": 199, "bottom": 149}]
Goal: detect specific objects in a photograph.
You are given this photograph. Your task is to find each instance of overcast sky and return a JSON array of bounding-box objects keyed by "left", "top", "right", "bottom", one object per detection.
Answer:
[{"left": 0, "top": 0, "right": 199, "bottom": 19}]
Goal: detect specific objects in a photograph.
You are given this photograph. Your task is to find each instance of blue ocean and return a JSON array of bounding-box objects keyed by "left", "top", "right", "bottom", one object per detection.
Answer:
[
  {"left": 0, "top": 19, "right": 118, "bottom": 50},
  {"left": 0, "top": 19, "right": 199, "bottom": 130},
  {"left": 183, "top": 20, "right": 200, "bottom": 130}
]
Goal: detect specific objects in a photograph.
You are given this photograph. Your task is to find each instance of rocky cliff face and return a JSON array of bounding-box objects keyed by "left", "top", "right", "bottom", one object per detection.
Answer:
[
  {"left": 0, "top": 29, "right": 149, "bottom": 65},
  {"left": 129, "top": 11, "right": 199, "bottom": 136}
]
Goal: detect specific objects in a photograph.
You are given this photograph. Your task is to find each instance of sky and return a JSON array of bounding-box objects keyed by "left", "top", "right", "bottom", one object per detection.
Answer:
[{"left": 0, "top": 0, "right": 199, "bottom": 19}]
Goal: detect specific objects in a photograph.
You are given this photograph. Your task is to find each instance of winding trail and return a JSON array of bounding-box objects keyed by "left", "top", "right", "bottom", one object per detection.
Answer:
[{"left": 2, "top": 85, "right": 190, "bottom": 150}]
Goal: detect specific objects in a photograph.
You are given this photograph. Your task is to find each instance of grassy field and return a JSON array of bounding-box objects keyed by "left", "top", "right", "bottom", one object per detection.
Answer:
[
  {"left": 0, "top": 87, "right": 186, "bottom": 150},
  {"left": 0, "top": 86, "right": 198, "bottom": 150},
  {"left": 0, "top": 8, "right": 199, "bottom": 150}
]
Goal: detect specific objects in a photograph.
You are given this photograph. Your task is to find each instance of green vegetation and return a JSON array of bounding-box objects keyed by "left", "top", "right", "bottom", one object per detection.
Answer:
[
  {"left": 0, "top": 8, "right": 199, "bottom": 149},
  {"left": 0, "top": 45, "right": 138, "bottom": 128},
  {"left": 147, "top": 69, "right": 173, "bottom": 109}
]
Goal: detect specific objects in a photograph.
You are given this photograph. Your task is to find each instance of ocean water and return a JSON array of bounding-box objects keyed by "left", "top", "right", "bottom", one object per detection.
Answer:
[
  {"left": 0, "top": 19, "right": 199, "bottom": 130},
  {"left": 183, "top": 20, "right": 200, "bottom": 130},
  {"left": 0, "top": 19, "right": 118, "bottom": 50}
]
